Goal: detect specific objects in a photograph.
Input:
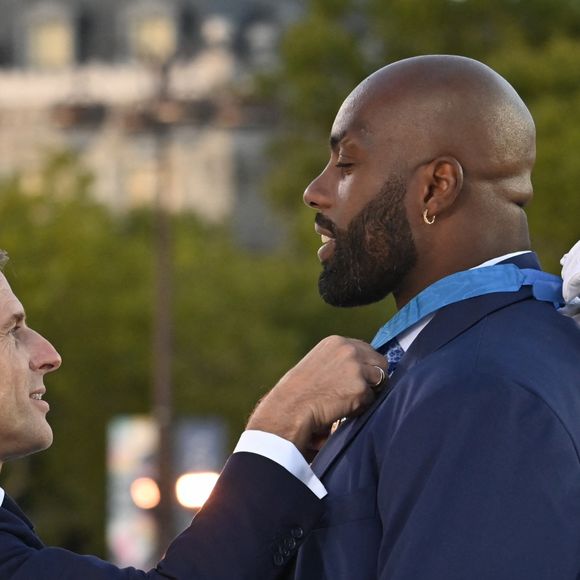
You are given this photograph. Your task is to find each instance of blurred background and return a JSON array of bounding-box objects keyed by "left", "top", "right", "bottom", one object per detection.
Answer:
[{"left": 0, "top": 0, "right": 578, "bottom": 568}]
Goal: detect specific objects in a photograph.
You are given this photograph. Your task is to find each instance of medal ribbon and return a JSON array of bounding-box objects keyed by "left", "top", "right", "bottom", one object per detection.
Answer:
[{"left": 371, "top": 265, "right": 563, "bottom": 350}]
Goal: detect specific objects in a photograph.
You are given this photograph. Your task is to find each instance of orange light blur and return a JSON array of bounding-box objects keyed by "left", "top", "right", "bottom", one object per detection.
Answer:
[{"left": 130, "top": 477, "right": 161, "bottom": 510}]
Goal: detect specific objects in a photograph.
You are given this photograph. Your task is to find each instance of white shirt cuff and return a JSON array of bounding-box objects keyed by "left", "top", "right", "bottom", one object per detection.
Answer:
[{"left": 234, "top": 430, "right": 327, "bottom": 499}]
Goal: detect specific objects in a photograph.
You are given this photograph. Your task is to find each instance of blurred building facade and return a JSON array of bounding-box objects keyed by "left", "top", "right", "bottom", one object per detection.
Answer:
[{"left": 0, "top": 0, "right": 301, "bottom": 247}]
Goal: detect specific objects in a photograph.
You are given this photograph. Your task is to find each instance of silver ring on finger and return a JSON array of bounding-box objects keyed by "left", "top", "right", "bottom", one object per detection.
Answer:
[{"left": 371, "top": 365, "right": 386, "bottom": 389}]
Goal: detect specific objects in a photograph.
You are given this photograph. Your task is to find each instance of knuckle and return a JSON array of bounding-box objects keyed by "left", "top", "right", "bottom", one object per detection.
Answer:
[
  {"left": 340, "top": 341, "right": 358, "bottom": 358},
  {"left": 322, "top": 335, "right": 341, "bottom": 347}
]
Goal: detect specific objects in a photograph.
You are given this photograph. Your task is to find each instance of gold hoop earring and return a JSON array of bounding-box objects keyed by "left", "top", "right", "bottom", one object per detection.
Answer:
[{"left": 423, "top": 209, "right": 436, "bottom": 225}]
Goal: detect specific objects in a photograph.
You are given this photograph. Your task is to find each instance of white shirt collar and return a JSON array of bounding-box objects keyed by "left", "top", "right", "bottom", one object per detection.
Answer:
[
  {"left": 474, "top": 251, "right": 531, "bottom": 269},
  {"left": 0, "top": 487, "right": 5, "bottom": 506},
  {"left": 396, "top": 251, "right": 532, "bottom": 352},
  {"left": 398, "top": 315, "right": 433, "bottom": 351}
]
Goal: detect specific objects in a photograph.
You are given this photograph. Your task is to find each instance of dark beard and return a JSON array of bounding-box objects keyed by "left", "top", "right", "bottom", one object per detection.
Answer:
[{"left": 318, "top": 175, "right": 418, "bottom": 307}]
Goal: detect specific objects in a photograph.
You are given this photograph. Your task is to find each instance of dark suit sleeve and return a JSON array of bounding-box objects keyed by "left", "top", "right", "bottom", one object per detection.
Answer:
[
  {"left": 0, "top": 452, "right": 323, "bottom": 580},
  {"left": 375, "top": 373, "right": 580, "bottom": 580}
]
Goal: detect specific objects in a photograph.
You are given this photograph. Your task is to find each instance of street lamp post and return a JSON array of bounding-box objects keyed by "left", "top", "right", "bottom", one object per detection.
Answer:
[
  {"left": 151, "top": 59, "right": 175, "bottom": 553},
  {"left": 129, "top": 55, "right": 200, "bottom": 556}
]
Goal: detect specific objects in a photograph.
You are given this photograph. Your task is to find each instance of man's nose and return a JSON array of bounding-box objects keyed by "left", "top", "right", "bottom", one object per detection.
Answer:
[
  {"left": 29, "top": 332, "right": 62, "bottom": 373},
  {"left": 303, "top": 164, "right": 332, "bottom": 210}
]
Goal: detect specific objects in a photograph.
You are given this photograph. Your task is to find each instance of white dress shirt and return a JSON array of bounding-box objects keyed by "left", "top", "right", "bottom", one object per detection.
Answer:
[{"left": 234, "top": 430, "right": 327, "bottom": 498}]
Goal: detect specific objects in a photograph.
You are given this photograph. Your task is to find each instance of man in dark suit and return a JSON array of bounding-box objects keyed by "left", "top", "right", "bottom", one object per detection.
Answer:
[
  {"left": 0, "top": 259, "right": 387, "bottom": 578},
  {"left": 288, "top": 55, "right": 580, "bottom": 579}
]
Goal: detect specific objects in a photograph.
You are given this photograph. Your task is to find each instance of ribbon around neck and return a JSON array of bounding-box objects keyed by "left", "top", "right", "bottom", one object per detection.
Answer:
[{"left": 371, "top": 265, "right": 563, "bottom": 350}]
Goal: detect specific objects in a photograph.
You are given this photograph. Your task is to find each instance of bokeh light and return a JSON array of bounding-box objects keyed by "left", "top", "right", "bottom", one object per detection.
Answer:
[
  {"left": 130, "top": 477, "right": 161, "bottom": 510},
  {"left": 175, "top": 472, "right": 220, "bottom": 509}
]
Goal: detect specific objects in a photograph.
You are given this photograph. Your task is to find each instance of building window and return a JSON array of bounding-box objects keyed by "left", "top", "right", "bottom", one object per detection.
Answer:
[
  {"left": 179, "top": 6, "right": 200, "bottom": 57},
  {"left": 30, "top": 19, "right": 74, "bottom": 69},
  {"left": 128, "top": 8, "right": 177, "bottom": 62},
  {"left": 25, "top": 4, "right": 75, "bottom": 69},
  {"left": 77, "top": 10, "right": 95, "bottom": 64},
  {"left": 0, "top": 42, "right": 14, "bottom": 68}
]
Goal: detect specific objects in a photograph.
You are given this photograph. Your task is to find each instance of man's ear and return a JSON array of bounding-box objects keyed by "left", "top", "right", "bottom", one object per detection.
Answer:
[{"left": 418, "top": 157, "right": 464, "bottom": 218}]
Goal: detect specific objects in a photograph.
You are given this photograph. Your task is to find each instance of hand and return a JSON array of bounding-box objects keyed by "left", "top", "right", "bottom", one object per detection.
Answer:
[{"left": 246, "top": 336, "right": 388, "bottom": 458}]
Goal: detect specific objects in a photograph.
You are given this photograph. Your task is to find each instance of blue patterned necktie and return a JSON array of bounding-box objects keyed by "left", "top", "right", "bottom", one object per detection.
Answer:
[{"left": 384, "top": 338, "right": 405, "bottom": 376}]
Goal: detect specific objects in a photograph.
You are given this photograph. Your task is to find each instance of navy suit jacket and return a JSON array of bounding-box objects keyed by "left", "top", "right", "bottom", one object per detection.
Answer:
[
  {"left": 0, "top": 452, "right": 323, "bottom": 579},
  {"left": 291, "top": 253, "right": 580, "bottom": 579}
]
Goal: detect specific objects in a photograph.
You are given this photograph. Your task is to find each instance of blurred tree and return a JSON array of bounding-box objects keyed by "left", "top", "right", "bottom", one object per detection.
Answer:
[{"left": 0, "top": 152, "right": 153, "bottom": 555}]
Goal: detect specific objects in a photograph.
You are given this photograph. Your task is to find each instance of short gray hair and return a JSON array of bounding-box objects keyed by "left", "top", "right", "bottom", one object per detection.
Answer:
[{"left": 0, "top": 250, "right": 9, "bottom": 270}]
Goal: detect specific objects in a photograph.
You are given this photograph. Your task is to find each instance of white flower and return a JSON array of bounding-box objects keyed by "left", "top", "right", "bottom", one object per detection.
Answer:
[{"left": 561, "top": 240, "right": 580, "bottom": 323}]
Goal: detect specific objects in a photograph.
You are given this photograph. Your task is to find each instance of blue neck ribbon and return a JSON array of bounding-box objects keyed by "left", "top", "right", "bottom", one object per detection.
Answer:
[{"left": 371, "top": 265, "right": 564, "bottom": 350}]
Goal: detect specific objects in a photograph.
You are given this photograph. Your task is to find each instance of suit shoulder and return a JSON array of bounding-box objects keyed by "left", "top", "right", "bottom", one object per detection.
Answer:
[
  {"left": 402, "top": 299, "right": 580, "bottom": 399},
  {"left": 382, "top": 299, "right": 580, "bottom": 456}
]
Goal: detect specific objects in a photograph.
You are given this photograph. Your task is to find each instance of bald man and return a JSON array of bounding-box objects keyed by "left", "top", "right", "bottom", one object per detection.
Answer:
[{"left": 285, "top": 56, "right": 580, "bottom": 579}]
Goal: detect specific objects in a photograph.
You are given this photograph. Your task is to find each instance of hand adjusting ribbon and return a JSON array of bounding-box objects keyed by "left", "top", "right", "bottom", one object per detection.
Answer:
[{"left": 371, "top": 265, "right": 564, "bottom": 351}]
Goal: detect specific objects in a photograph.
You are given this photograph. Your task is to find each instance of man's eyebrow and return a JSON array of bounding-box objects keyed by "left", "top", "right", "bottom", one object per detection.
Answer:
[
  {"left": 2, "top": 312, "right": 25, "bottom": 329},
  {"left": 329, "top": 124, "right": 371, "bottom": 152},
  {"left": 329, "top": 130, "right": 347, "bottom": 151}
]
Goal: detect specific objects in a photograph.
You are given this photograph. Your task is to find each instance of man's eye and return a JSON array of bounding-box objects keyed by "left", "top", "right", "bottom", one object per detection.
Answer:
[
  {"left": 10, "top": 325, "right": 21, "bottom": 336},
  {"left": 335, "top": 162, "right": 354, "bottom": 174}
]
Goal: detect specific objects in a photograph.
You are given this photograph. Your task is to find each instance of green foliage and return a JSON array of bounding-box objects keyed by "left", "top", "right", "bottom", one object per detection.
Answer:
[
  {"left": 369, "top": 0, "right": 580, "bottom": 62},
  {"left": 278, "top": 17, "right": 367, "bottom": 127},
  {"left": 0, "top": 152, "right": 153, "bottom": 554}
]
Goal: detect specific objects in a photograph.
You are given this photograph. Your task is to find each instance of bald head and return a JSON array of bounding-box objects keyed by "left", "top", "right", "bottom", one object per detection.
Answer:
[{"left": 339, "top": 55, "right": 535, "bottom": 204}]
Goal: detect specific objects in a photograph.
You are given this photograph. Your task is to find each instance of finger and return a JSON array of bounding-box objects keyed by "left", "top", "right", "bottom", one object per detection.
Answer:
[
  {"left": 351, "top": 386, "right": 376, "bottom": 416},
  {"left": 367, "top": 364, "right": 387, "bottom": 390},
  {"left": 349, "top": 339, "right": 388, "bottom": 366}
]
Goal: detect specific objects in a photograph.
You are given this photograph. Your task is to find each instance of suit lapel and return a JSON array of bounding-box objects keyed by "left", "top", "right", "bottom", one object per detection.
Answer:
[
  {"left": 311, "top": 373, "right": 401, "bottom": 476},
  {"left": 312, "top": 253, "right": 542, "bottom": 479},
  {"left": 2, "top": 494, "right": 36, "bottom": 531}
]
